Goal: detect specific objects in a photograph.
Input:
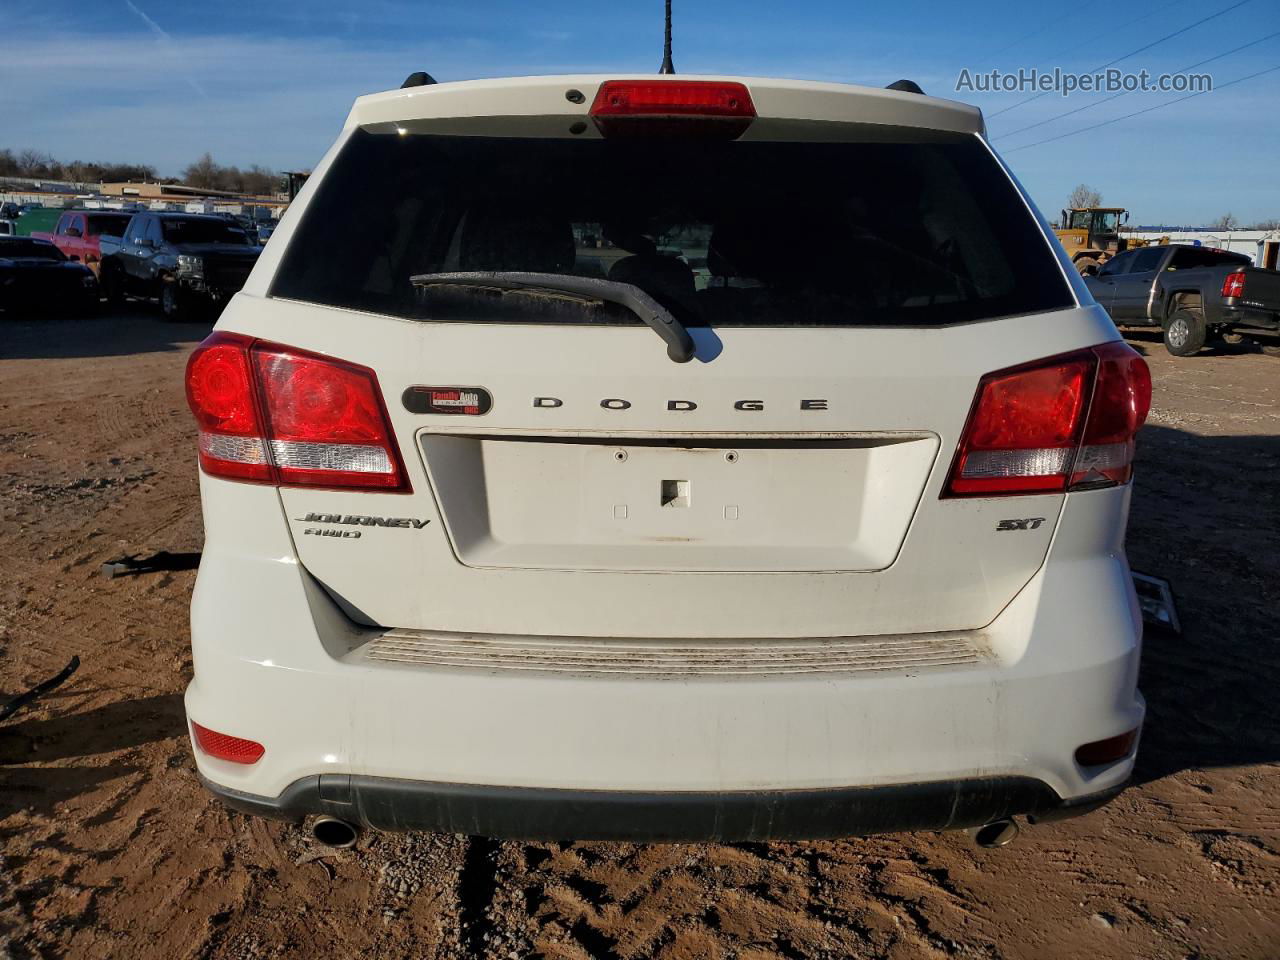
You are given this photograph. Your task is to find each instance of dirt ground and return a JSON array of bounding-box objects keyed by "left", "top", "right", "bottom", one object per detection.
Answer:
[{"left": 1, "top": 309, "right": 1277, "bottom": 960}]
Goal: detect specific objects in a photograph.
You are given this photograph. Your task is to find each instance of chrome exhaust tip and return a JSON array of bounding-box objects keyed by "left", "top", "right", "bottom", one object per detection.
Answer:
[
  {"left": 310, "top": 815, "right": 360, "bottom": 849},
  {"left": 968, "top": 818, "right": 1019, "bottom": 848}
]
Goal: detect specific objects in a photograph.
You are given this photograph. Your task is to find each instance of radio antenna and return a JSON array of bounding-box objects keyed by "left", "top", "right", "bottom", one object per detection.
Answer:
[{"left": 659, "top": 0, "right": 675, "bottom": 74}]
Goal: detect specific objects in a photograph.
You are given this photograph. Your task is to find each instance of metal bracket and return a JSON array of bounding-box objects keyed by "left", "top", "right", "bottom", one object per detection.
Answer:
[{"left": 1132, "top": 571, "right": 1180, "bottom": 634}]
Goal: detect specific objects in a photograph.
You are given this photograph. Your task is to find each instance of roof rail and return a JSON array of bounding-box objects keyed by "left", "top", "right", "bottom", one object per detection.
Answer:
[
  {"left": 401, "top": 72, "right": 438, "bottom": 89},
  {"left": 886, "top": 79, "right": 925, "bottom": 95}
]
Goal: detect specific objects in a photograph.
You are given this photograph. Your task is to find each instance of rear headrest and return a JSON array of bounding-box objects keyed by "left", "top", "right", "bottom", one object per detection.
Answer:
[
  {"left": 608, "top": 255, "right": 696, "bottom": 307},
  {"left": 458, "top": 209, "right": 574, "bottom": 273},
  {"left": 709, "top": 214, "right": 858, "bottom": 283},
  {"left": 707, "top": 220, "right": 766, "bottom": 279}
]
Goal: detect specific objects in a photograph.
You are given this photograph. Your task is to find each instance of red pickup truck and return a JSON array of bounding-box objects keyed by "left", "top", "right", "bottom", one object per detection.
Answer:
[{"left": 32, "top": 210, "right": 135, "bottom": 276}]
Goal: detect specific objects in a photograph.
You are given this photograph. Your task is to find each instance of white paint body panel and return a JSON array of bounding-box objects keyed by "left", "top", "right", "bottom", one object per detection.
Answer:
[{"left": 188, "top": 75, "right": 1143, "bottom": 807}]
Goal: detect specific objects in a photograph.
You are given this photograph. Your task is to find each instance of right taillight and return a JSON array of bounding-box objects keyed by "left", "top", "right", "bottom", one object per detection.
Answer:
[
  {"left": 185, "top": 332, "right": 409, "bottom": 491},
  {"left": 945, "top": 341, "right": 1150, "bottom": 497},
  {"left": 1221, "top": 271, "right": 1246, "bottom": 298}
]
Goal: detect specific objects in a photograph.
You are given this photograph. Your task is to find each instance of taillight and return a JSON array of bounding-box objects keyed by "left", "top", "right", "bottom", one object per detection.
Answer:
[
  {"left": 589, "top": 80, "right": 756, "bottom": 139},
  {"left": 185, "top": 332, "right": 409, "bottom": 491},
  {"left": 1072, "top": 341, "right": 1152, "bottom": 488},
  {"left": 185, "top": 332, "right": 272, "bottom": 483},
  {"left": 1221, "top": 271, "right": 1246, "bottom": 298},
  {"left": 945, "top": 342, "right": 1150, "bottom": 497},
  {"left": 190, "top": 721, "right": 265, "bottom": 764}
]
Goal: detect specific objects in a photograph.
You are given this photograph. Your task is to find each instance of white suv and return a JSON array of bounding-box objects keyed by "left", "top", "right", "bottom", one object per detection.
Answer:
[{"left": 183, "top": 75, "right": 1151, "bottom": 845}]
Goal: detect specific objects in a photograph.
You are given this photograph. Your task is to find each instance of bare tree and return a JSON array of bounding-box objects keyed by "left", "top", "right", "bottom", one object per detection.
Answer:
[
  {"left": 99, "top": 162, "right": 156, "bottom": 182},
  {"left": 1, "top": 146, "right": 269, "bottom": 193},
  {"left": 241, "top": 165, "right": 280, "bottom": 196},
  {"left": 183, "top": 152, "right": 222, "bottom": 190},
  {"left": 1210, "top": 212, "right": 1240, "bottom": 231},
  {"left": 16, "top": 149, "right": 45, "bottom": 175},
  {"left": 65, "top": 160, "right": 95, "bottom": 183},
  {"left": 179, "top": 154, "right": 278, "bottom": 195},
  {"left": 1067, "top": 184, "right": 1103, "bottom": 209},
  {"left": 1247, "top": 218, "right": 1279, "bottom": 231}
]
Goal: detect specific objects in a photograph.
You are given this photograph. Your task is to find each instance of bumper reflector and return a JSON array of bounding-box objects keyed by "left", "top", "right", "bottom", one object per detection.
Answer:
[
  {"left": 191, "top": 721, "right": 265, "bottom": 764},
  {"left": 1074, "top": 728, "right": 1138, "bottom": 767}
]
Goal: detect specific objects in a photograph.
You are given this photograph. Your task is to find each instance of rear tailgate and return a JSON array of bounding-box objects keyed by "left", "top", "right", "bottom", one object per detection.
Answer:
[
  {"left": 1238, "top": 266, "right": 1280, "bottom": 314},
  {"left": 229, "top": 298, "right": 1117, "bottom": 640}
]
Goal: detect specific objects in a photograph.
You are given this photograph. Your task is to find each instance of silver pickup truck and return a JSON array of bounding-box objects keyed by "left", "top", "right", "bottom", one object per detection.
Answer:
[{"left": 1085, "top": 244, "right": 1280, "bottom": 356}]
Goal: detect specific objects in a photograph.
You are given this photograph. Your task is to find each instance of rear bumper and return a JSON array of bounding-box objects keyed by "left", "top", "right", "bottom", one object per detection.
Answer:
[
  {"left": 1218, "top": 305, "right": 1280, "bottom": 331},
  {"left": 187, "top": 477, "right": 1145, "bottom": 838},
  {"left": 201, "top": 772, "right": 1126, "bottom": 842}
]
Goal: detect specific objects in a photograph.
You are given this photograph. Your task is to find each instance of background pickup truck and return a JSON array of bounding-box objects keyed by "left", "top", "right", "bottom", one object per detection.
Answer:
[
  {"left": 1086, "top": 244, "right": 1280, "bottom": 356},
  {"left": 99, "top": 211, "right": 261, "bottom": 320},
  {"left": 31, "top": 210, "right": 135, "bottom": 277}
]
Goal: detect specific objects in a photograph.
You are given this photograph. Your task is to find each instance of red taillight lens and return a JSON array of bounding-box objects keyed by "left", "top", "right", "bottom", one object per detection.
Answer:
[
  {"left": 185, "top": 333, "right": 409, "bottom": 491},
  {"left": 1221, "top": 271, "right": 1246, "bottom": 298},
  {"left": 190, "top": 721, "right": 265, "bottom": 764},
  {"left": 185, "top": 332, "right": 271, "bottom": 482},
  {"left": 947, "top": 354, "right": 1092, "bottom": 496},
  {"left": 255, "top": 347, "right": 404, "bottom": 488},
  {"left": 1074, "top": 728, "right": 1139, "bottom": 767},
  {"left": 590, "top": 80, "right": 756, "bottom": 139},
  {"left": 945, "top": 342, "right": 1151, "bottom": 497},
  {"left": 1071, "top": 341, "right": 1152, "bottom": 488}
]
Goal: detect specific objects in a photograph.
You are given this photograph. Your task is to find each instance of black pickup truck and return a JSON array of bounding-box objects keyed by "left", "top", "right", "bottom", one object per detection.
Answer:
[
  {"left": 1085, "top": 244, "right": 1280, "bottom": 356},
  {"left": 99, "top": 212, "right": 261, "bottom": 320}
]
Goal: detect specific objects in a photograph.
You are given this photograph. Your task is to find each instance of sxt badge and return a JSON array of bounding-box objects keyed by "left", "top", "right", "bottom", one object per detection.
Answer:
[{"left": 996, "top": 518, "right": 1046, "bottom": 531}]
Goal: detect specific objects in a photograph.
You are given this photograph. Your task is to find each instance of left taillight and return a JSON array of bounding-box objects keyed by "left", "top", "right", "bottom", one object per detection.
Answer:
[
  {"left": 945, "top": 341, "right": 1151, "bottom": 497},
  {"left": 185, "top": 331, "right": 410, "bottom": 492},
  {"left": 1221, "top": 271, "right": 1246, "bottom": 298}
]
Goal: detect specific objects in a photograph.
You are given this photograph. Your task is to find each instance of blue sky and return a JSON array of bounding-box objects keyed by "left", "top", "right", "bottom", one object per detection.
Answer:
[{"left": 3, "top": 0, "right": 1278, "bottom": 225}]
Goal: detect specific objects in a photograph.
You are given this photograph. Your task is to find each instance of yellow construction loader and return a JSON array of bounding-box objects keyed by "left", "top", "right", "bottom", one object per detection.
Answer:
[{"left": 1053, "top": 207, "right": 1160, "bottom": 275}]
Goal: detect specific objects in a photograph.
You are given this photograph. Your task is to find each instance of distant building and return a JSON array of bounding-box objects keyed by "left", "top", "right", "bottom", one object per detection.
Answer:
[{"left": 99, "top": 181, "right": 285, "bottom": 203}]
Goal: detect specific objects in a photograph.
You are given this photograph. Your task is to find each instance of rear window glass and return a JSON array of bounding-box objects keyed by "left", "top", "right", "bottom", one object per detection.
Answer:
[
  {"left": 272, "top": 129, "right": 1073, "bottom": 327},
  {"left": 160, "top": 218, "right": 250, "bottom": 245},
  {"left": 1167, "top": 246, "right": 1250, "bottom": 270},
  {"left": 1128, "top": 248, "right": 1166, "bottom": 273},
  {"left": 86, "top": 214, "right": 134, "bottom": 236}
]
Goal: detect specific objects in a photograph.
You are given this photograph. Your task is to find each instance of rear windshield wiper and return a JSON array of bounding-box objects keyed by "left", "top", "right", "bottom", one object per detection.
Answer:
[{"left": 410, "top": 271, "right": 696, "bottom": 363}]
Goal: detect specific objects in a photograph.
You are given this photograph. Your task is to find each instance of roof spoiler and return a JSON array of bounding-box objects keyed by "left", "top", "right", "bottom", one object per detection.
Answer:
[{"left": 886, "top": 79, "right": 925, "bottom": 95}]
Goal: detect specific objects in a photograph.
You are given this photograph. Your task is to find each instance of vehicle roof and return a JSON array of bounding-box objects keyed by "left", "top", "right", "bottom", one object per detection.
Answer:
[
  {"left": 347, "top": 74, "right": 985, "bottom": 136},
  {"left": 138, "top": 211, "right": 240, "bottom": 221}
]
